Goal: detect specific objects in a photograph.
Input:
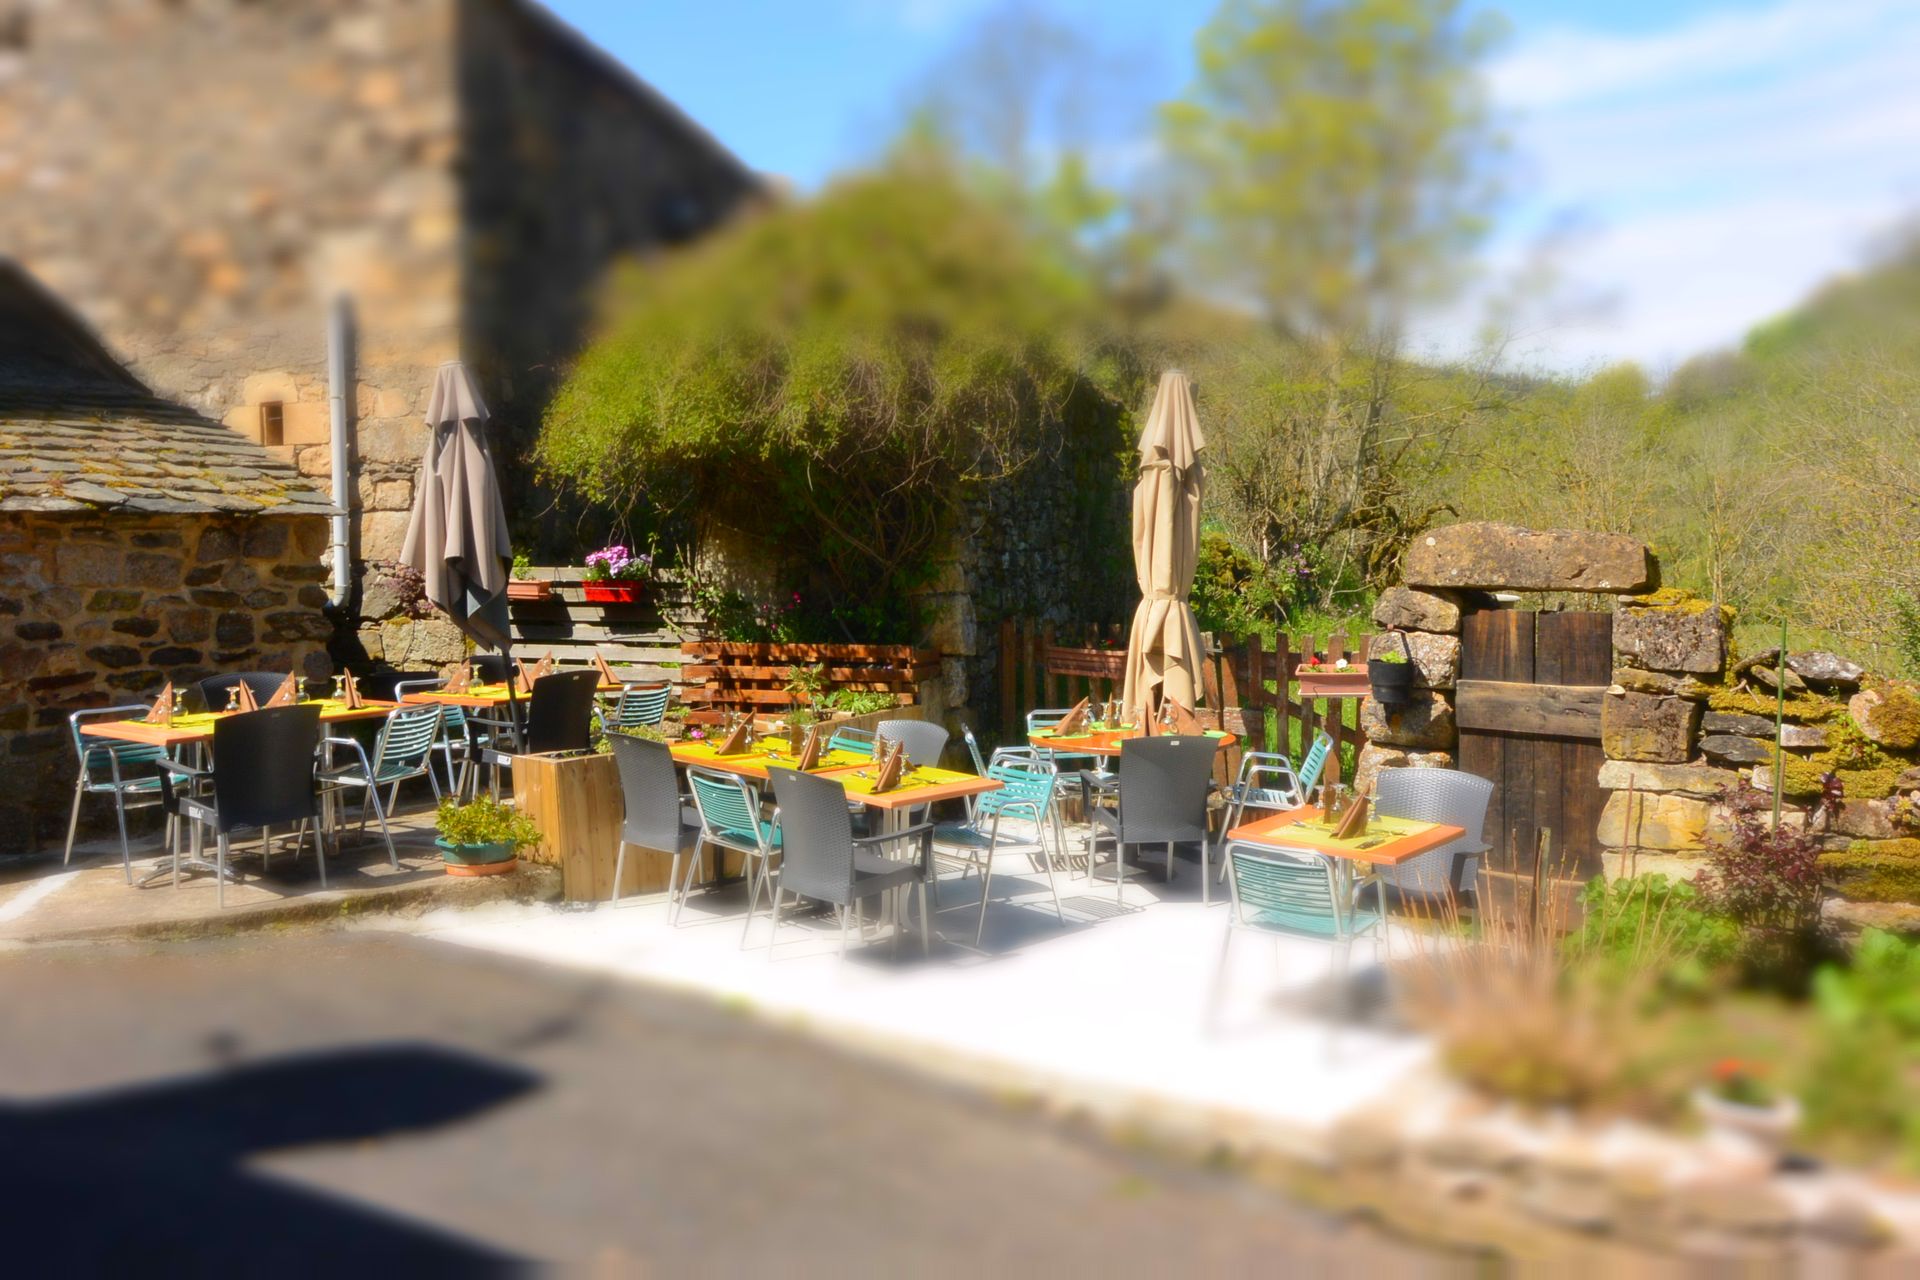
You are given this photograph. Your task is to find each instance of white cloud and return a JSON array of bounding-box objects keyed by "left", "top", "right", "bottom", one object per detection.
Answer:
[{"left": 1451, "top": 0, "right": 1920, "bottom": 373}]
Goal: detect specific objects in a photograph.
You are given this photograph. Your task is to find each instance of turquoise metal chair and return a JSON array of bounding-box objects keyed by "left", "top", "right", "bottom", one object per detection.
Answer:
[
  {"left": 1211, "top": 750, "right": 1309, "bottom": 906},
  {"left": 64, "top": 705, "right": 178, "bottom": 883},
  {"left": 687, "top": 767, "right": 782, "bottom": 942},
  {"left": 826, "top": 726, "right": 876, "bottom": 759},
  {"left": 1026, "top": 706, "right": 1101, "bottom": 776},
  {"left": 318, "top": 702, "right": 443, "bottom": 867},
  {"left": 599, "top": 682, "right": 671, "bottom": 733},
  {"left": 933, "top": 757, "right": 1066, "bottom": 945},
  {"left": 1209, "top": 840, "right": 1383, "bottom": 1029},
  {"left": 1297, "top": 732, "right": 1334, "bottom": 792}
]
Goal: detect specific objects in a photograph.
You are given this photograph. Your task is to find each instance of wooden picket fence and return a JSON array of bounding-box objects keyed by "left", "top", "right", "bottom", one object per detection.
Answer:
[
  {"left": 679, "top": 641, "right": 941, "bottom": 726},
  {"left": 996, "top": 620, "right": 1374, "bottom": 778}
]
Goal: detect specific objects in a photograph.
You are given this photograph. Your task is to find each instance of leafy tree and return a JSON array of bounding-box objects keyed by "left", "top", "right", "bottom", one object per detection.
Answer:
[
  {"left": 536, "top": 159, "right": 1118, "bottom": 637},
  {"left": 1162, "top": 0, "right": 1508, "bottom": 601}
]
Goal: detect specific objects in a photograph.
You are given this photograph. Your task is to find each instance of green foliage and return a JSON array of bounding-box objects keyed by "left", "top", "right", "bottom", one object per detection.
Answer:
[
  {"left": 435, "top": 797, "right": 542, "bottom": 851},
  {"left": 510, "top": 552, "right": 533, "bottom": 579},
  {"left": 539, "top": 160, "right": 1113, "bottom": 631},
  {"left": 1189, "top": 530, "right": 1298, "bottom": 637},
  {"left": 819, "top": 688, "right": 899, "bottom": 716},
  {"left": 1569, "top": 875, "right": 1742, "bottom": 999},
  {"left": 1797, "top": 930, "right": 1920, "bottom": 1169}
]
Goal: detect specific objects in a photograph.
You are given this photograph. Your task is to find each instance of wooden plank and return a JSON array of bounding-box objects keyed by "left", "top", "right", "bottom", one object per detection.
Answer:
[
  {"left": 680, "top": 663, "right": 938, "bottom": 683},
  {"left": 1538, "top": 611, "right": 1614, "bottom": 884},
  {"left": 1453, "top": 680, "right": 1604, "bottom": 739}
]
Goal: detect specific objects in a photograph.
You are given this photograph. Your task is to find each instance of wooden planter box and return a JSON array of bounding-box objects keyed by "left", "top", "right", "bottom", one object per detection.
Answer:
[
  {"left": 513, "top": 750, "right": 733, "bottom": 902},
  {"left": 507, "top": 579, "right": 553, "bottom": 602},
  {"left": 1294, "top": 664, "right": 1371, "bottom": 699}
]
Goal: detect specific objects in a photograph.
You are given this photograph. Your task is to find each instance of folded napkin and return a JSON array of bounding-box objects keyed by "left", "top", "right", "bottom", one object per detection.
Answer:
[
  {"left": 234, "top": 681, "right": 260, "bottom": 713},
  {"left": 714, "top": 718, "right": 750, "bottom": 755},
  {"left": 1166, "top": 700, "right": 1207, "bottom": 736},
  {"left": 264, "top": 672, "right": 299, "bottom": 708},
  {"left": 443, "top": 662, "right": 472, "bottom": 694},
  {"left": 796, "top": 723, "right": 824, "bottom": 771},
  {"left": 340, "top": 670, "right": 365, "bottom": 710},
  {"left": 144, "top": 682, "right": 175, "bottom": 724},
  {"left": 870, "top": 738, "right": 907, "bottom": 793},
  {"left": 1052, "top": 696, "right": 1092, "bottom": 737},
  {"left": 1332, "top": 794, "right": 1371, "bottom": 840}
]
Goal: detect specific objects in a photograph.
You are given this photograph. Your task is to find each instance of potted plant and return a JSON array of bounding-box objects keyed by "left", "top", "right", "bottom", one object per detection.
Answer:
[
  {"left": 1693, "top": 1059, "right": 1799, "bottom": 1157},
  {"left": 434, "top": 795, "right": 541, "bottom": 877},
  {"left": 582, "top": 543, "right": 650, "bottom": 604},
  {"left": 1294, "top": 651, "right": 1371, "bottom": 698},
  {"left": 507, "top": 552, "right": 552, "bottom": 602},
  {"left": 1368, "top": 631, "right": 1417, "bottom": 704}
]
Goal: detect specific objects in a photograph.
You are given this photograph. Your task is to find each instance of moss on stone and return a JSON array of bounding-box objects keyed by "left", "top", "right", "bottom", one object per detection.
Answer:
[
  {"left": 1623, "top": 587, "right": 1723, "bottom": 615},
  {"left": 1821, "top": 839, "right": 1920, "bottom": 903},
  {"left": 1706, "top": 685, "right": 1840, "bottom": 722},
  {"left": 1860, "top": 684, "right": 1920, "bottom": 751}
]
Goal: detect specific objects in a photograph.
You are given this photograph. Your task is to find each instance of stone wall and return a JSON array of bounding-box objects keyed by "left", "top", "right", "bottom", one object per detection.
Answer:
[
  {"left": 453, "top": 0, "right": 760, "bottom": 543},
  {"left": 0, "top": 0, "right": 757, "bottom": 653},
  {"left": 0, "top": 510, "right": 333, "bottom": 854},
  {"left": 915, "top": 383, "right": 1136, "bottom": 732}
]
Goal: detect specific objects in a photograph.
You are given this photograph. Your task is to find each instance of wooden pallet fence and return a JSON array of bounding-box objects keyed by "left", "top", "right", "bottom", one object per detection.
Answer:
[
  {"left": 678, "top": 641, "right": 941, "bottom": 726},
  {"left": 507, "top": 567, "right": 698, "bottom": 694},
  {"left": 997, "top": 621, "right": 1372, "bottom": 778}
]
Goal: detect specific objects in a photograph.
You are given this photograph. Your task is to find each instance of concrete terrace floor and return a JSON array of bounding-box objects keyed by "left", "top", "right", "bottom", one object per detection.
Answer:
[
  {"left": 0, "top": 790, "right": 543, "bottom": 943},
  {"left": 405, "top": 817, "right": 1441, "bottom": 1165}
]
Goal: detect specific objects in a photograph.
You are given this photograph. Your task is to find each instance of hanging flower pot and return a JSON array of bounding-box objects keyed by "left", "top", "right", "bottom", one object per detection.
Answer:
[
  {"left": 582, "top": 582, "right": 641, "bottom": 604},
  {"left": 582, "top": 542, "right": 652, "bottom": 606},
  {"left": 1368, "top": 630, "right": 1417, "bottom": 704}
]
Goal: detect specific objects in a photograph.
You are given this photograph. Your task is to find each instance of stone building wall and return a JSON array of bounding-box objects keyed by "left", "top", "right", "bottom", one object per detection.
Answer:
[
  {"left": 453, "top": 0, "right": 761, "bottom": 540},
  {"left": 0, "top": 511, "right": 333, "bottom": 854},
  {"left": 0, "top": 0, "right": 757, "bottom": 648}
]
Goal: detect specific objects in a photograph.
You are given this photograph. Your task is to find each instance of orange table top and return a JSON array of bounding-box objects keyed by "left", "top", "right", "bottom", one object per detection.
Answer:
[
  {"left": 403, "top": 681, "right": 621, "bottom": 709},
  {"left": 79, "top": 700, "right": 400, "bottom": 748},
  {"left": 1225, "top": 805, "right": 1463, "bottom": 868},
  {"left": 670, "top": 740, "right": 999, "bottom": 809},
  {"left": 1028, "top": 728, "right": 1237, "bottom": 759}
]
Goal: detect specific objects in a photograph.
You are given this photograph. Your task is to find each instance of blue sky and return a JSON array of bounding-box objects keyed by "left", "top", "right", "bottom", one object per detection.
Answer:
[{"left": 546, "top": 0, "right": 1920, "bottom": 372}]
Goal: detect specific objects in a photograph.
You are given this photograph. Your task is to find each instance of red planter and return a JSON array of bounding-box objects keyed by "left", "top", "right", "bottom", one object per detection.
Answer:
[{"left": 583, "top": 582, "right": 642, "bottom": 604}]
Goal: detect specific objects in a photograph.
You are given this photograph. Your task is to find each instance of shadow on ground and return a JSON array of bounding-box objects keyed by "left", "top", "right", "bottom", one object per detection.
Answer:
[{"left": 0, "top": 1043, "right": 540, "bottom": 1275}]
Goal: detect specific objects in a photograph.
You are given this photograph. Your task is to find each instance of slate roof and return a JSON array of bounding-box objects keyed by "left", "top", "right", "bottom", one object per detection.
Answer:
[{"left": 0, "top": 262, "right": 337, "bottom": 518}]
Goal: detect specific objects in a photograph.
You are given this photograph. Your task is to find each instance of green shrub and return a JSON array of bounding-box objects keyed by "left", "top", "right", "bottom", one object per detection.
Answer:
[
  {"left": 435, "top": 797, "right": 542, "bottom": 851},
  {"left": 1796, "top": 930, "right": 1920, "bottom": 1169},
  {"left": 1568, "top": 875, "right": 1741, "bottom": 998}
]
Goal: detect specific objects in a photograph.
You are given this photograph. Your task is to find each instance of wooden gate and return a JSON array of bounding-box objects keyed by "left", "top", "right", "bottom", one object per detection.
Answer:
[{"left": 1455, "top": 607, "right": 1613, "bottom": 918}]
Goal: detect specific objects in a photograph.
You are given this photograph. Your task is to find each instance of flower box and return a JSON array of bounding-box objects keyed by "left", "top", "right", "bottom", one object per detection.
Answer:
[
  {"left": 582, "top": 582, "right": 642, "bottom": 604},
  {"left": 1293, "top": 664, "right": 1370, "bottom": 698},
  {"left": 506, "top": 579, "right": 552, "bottom": 602}
]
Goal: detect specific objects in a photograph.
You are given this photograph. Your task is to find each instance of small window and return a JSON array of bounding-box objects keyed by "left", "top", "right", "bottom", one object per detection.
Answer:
[{"left": 258, "top": 401, "right": 284, "bottom": 447}]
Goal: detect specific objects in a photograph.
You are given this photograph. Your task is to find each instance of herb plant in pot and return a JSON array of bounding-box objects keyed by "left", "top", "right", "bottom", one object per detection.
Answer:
[
  {"left": 581, "top": 543, "right": 650, "bottom": 604},
  {"left": 435, "top": 796, "right": 541, "bottom": 877},
  {"left": 1368, "top": 631, "right": 1417, "bottom": 704},
  {"left": 507, "top": 552, "right": 552, "bottom": 602}
]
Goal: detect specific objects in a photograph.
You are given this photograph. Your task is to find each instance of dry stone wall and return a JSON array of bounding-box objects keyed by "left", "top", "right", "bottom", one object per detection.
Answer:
[{"left": 0, "top": 510, "right": 333, "bottom": 854}]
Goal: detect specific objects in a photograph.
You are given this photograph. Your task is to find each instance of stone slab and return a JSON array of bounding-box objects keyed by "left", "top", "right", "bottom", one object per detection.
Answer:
[{"left": 1403, "top": 523, "right": 1655, "bottom": 594}]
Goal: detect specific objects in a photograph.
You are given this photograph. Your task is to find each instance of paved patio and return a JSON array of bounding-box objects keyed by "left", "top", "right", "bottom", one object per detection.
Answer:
[
  {"left": 405, "top": 822, "right": 1441, "bottom": 1163},
  {"left": 0, "top": 799, "right": 552, "bottom": 944}
]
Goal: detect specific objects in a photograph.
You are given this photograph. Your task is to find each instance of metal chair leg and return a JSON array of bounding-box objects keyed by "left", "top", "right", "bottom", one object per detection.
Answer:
[
  {"left": 917, "top": 879, "right": 931, "bottom": 957},
  {"left": 62, "top": 778, "right": 83, "bottom": 867},
  {"left": 615, "top": 841, "right": 632, "bottom": 905},
  {"left": 311, "top": 817, "right": 328, "bottom": 889},
  {"left": 1206, "top": 919, "right": 1234, "bottom": 1032},
  {"left": 767, "top": 884, "right": 784, "bottom": 957},
  {"left": 974, "top": 812, "right": 1000, "bottom": 947},
  {"left": 367, "top": 786, "right": 398, "bottom": 868},
  {"left": 740, "top": 856, "right": 764, "bottom": 946},
  {"left": 216, "top": 832, "right": 229, "bottom": 909},
  {"left": 113, "top": 790, "right": 134, "bottom": 884}
]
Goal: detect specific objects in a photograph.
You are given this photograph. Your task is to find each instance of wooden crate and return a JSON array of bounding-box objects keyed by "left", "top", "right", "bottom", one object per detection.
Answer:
[
  {"left": 679, "top": 640, "right": 939, "bottom": 726},
  {"left": 511, "top": 750, "right": 741, "bottom": 901}
]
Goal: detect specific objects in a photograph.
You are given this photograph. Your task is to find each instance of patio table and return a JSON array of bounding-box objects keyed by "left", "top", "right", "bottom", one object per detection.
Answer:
[
  {"left": 401, "top": 681, "right": 619, "bottom": 711},
  {"left": 1224, "top": 804, "right": 1465, "bottom": 912},
  {"left": 79, "top": 699, "right": 399, "bottom": 749},
  {"left": 1027, "top": 726, "right": 1237, "bottom": 758},
  {"left": 80, "top": 700, "right": 402, "bottom": 887},
  {"left": 668, "top": 738, "right": 874, "bottom": 782}
]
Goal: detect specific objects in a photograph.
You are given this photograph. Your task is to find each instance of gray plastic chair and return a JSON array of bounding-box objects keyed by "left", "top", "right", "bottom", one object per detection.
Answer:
[
  {"left": 607, "top": 733, "right": 702, "bottom": 908},
  {"left": 875, "top": 718, "right": 949, "bottom": 768},
  {"left": 1086, "top": 735, "right": 1218, "bottom": 904},
  {"left": 764, "top": 768, "right": 932, "bottom": 956},
  {"left": 1372, "top": 767, "right": 1493, "bottom": 897}
]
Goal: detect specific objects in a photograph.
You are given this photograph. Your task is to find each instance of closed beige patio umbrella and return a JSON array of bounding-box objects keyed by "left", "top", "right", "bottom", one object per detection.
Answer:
[
  {"left": 1121, "top": 370, "right": 1207, "bottom": 717},
  {"left": 400, "top": 361, "right": 512, "bottom": 654}
]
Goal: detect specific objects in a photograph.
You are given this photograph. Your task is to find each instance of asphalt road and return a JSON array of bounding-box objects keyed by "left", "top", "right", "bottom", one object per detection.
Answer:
[{"left": 0, "top": 931, "right": 1481, "bottom": 1277}]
